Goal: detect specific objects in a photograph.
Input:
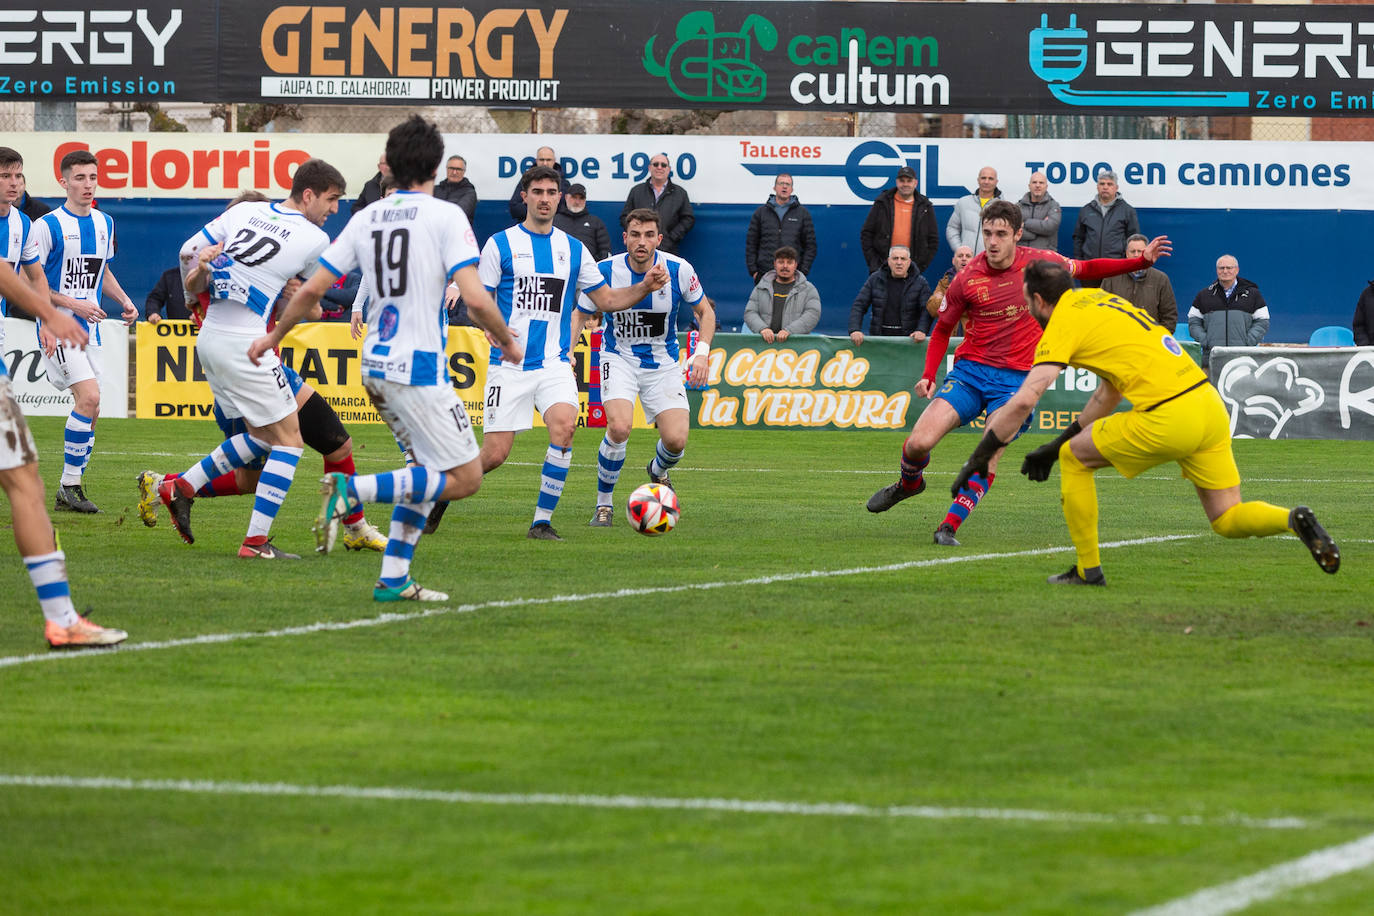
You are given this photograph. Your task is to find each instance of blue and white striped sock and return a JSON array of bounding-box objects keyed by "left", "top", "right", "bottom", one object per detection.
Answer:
[
  {"left": 377, "top": 501, "right": 431, "bottom": 588},
  {"left": 25, "top": 550, "right": 78, "bottom": 627},
  {"left": 181, "top": 433, "right": 271, "bottom": 493},
  {"left": 59, "top": 411, "right": 93, "bottom": 486},
  {"left": 245, "top": 446, "right": 303, "bottom": 539},
  {"left": 595, "top": 435, "right": 627, "bottom": 508},
  {"left": 348, "top": 467, "right": 446, "bottom": 504},
  {"left": 532, "top": 444, "right": 571, "bottom": 526},
  {"left": 649, "top": 440, "right": 683, "bottom": 478}
]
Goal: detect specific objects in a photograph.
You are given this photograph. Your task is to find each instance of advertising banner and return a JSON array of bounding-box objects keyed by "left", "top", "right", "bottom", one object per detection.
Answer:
[
  {"left": 686, "top": 333, "right": 1177, "bottom": 433},
  {"left": 6, "top": 3, "right": 1374, "bottom": 116},
  {"left": 22, "top": 133, "right": 1374, "bottom": 213},
  {"left": 3, "top": 319, "right": 129, "bottom": 418},
  {"left": 1211, "top": 346, "right": 1374, "bottom": 440},
  {"left": 133, "top": 320, "right": 623, "bottom": 428}
]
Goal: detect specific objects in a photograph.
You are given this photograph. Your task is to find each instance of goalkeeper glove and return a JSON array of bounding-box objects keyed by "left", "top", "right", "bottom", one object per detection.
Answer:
[
  {"left": 1020, "top": 420, "right": 1082, "bottom": 482},
  {"left": 951, "top": 428, "right": 1009, "bottom": 497}
]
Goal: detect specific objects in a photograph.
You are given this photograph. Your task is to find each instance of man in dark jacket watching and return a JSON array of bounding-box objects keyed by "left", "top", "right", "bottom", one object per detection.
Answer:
[
  {"left": 1353, "top": 280, "right": 1374, "bottom": 346},
  {"left": 859, "top": 165, "right": 937, "bottom": 275},
  {"left": 1188, "top": 254, "right": 1269, "bottom": 366},
  {"left": 1072, "top": 170, "right": 1138, "bottom": 286},
  {"left": 745, "top": 173, "right": 816, "bottom": 282},
  {"left": 554, "top": 183, "right": 611, "bottom": 261},
  {"left": 349, "top": 153, "right": 388, "bottom": 215},
  {"left": 848, "top": 246, "right": 932, "bottom": 346},
  {"left": 144, "top": 266, "right": 193, "bottom": 322},
  {"left": 434, "top": 155, "right": 477, "bottom": 223},
  {"left": 621, "top": 153, "right": 694, "bottom": 254}
]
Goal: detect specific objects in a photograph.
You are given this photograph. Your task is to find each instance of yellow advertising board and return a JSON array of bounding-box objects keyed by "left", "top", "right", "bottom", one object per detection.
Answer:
[{"left": 134, "top": 321, "right": 639, "bottom": 428}]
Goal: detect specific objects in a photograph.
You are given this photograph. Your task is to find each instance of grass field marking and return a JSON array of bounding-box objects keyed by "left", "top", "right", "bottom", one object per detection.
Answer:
[
  {"left": 1126, "top": 829, "right": 1374, "bottom": 916},
  {"left": 0, "top": 774, "right": 1313, "bottom": 832},
  {"left": 0, "top": 534, "right": 1202, "bottom": 672}
]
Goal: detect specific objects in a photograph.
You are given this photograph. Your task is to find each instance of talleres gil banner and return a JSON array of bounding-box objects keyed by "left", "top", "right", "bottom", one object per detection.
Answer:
[{"left": 8, "top": 2, "right": 1374, "bottom": 117}]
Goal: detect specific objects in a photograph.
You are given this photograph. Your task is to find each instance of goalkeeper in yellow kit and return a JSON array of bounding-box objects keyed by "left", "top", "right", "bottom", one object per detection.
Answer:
[{"left": 952, "top": 259, "right": 1340, "bottom": 585}]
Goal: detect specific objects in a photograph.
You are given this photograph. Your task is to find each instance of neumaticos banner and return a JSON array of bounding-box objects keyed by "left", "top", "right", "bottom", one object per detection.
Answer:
[
  {"left": 1211, "top": 347, "right": 1374, "bottom": 441},
  {"left": 6, "top": 3, "right": 1374, "bottom": 116}
]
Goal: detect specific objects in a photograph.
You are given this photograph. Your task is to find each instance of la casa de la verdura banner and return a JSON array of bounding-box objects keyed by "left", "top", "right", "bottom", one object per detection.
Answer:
[{"left": 7, "top": 2, "right": 1374, "bottom": 116}]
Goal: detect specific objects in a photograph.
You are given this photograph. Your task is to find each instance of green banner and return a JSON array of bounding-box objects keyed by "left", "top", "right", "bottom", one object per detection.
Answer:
[{"left": 687, "top": 333, "right": 1202, "bottom": 432}]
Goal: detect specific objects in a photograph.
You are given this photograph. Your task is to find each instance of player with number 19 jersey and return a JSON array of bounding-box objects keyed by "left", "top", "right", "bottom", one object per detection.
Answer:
[
  {"left": 319, "top": 190, "right": 481, "bottom": 386},
  {"left": 479, "top": 224, "right": 605, "bottom": 371}
]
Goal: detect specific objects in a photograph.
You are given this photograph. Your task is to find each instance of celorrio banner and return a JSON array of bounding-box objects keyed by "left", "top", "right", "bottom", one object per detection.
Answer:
[
  {"left": 21, "top": 133, "right": 1374, "bottom": 212},
  {"left": 686, "top": 333, "right": 1181, "bottom": 433},
  {"left": 1211, "top": 346, "right": 1374, "bottom": 440},
  {"left": 7, "top": 3, "right": 1374, "bottom": 116}
]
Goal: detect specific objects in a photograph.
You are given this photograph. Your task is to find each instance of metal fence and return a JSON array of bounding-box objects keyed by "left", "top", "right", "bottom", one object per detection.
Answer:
[{"left": 4, "top": 100, "right": 1374, "bottom": 142}]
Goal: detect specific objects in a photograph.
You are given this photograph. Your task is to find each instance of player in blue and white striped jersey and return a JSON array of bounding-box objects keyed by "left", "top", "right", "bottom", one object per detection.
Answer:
[
  {"left": 577, "top": 208, "right": 716, "bottom": 527},
  {"left": 471, "top": 166, "right": 668, "bottom": 541},
  {"left": 156, "top": 158, "right": 346, "bottom": 560},
  {"left": 252, "top": 115, "right": 524, "bottom": 602},
  {"left": 29, "top": 149, "right": 139, "bottom": 515},
  {"left": 0, "top": 258, "right": 126, "bottom": 648},
  {"left": 0, "top": 148, "right": 49, "bottom": 356}
]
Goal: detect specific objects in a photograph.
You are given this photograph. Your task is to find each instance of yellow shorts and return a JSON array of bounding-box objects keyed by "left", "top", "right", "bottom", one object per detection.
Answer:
[{"left": 1090, "top": 384, "right": 1241, "bottom": 490}]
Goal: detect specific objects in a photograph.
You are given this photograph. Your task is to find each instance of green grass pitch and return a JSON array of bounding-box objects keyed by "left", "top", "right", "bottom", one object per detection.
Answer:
[{"left": 2, "top": 417, "right": 1372, "bottom": 914}]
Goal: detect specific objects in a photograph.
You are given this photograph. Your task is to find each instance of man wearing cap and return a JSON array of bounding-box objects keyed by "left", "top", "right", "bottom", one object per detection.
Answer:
[
  {"left": 555, "top": 183, "right": 612, "bottom": 261},
  {"left": 859, "top": 165, "right": 937, "bottom": 275}
]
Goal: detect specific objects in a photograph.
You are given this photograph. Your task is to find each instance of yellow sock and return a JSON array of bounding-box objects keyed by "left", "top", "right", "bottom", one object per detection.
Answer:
[
  {"left": 1059, "top": 443, "right": 1100, "bottom": 573},
  {"left": 1210, "top": 501, "right": 1291, "bottom": 539}
]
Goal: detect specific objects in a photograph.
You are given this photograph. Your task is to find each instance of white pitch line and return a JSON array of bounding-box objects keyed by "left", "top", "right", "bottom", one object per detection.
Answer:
[
  {"left": 1126, "top": 830, "right": 1374, "bottom": 916},
  {"left": 0, "top": 774, "right": 1311, "bottom": 832},
  {"left": 0, "top": 534, "right": 1200, "bottom": 671}
]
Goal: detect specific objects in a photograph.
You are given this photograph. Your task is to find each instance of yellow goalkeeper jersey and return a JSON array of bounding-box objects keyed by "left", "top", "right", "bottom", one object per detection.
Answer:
[{"left": 1033, "top": 287, "right": 1208, "bottom": 409}]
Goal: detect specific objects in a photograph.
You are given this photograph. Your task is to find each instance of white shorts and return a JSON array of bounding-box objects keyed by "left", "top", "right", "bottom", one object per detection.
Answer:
[
  {"left": 364, "top": 378, "right": 479, "bottom": 470},
  {"left": 600, "top": 353, "right": 689, "bottom": 425},
  {"left": 483, "top": 363, "right": 578, "bottom": 433},
  {"left": 42, "top": 341, "right": 102, "bottom": 392},
  {"left": 196, "top": 328, "right": 296, "bottom": 429},
  {"left": 0, "top": 377, "right": 38, "bottom": 471}
]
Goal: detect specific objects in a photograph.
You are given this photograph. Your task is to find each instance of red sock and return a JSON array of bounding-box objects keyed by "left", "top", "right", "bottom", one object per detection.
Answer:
[
  {"left": 324, "top": 454, "right": 364, "bottom": 524},
  {"left": 206, "top": 471, "right": 246, "bottom": 498}
]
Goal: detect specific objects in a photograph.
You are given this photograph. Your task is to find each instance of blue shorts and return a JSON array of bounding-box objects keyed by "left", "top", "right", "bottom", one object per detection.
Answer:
[
  {"left": 935, "top": 360, "right": 1034, "bottom": 437},
  {"left": 213, "top": 364, "right": 306, "bottom": 466}
]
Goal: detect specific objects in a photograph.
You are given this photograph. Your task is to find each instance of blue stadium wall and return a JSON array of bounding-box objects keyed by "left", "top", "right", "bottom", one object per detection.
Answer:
[{"left": 71, "top": 196, "right": 1364, "bottom": 344}]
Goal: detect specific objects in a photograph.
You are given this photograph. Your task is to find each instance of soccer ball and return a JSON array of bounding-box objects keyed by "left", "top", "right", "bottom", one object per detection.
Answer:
[{"left": 626, "top": 483, "right": 680, "bottom": 536}]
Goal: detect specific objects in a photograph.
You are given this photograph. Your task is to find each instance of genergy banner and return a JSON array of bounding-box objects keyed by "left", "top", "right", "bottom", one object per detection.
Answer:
[
  {"left": 133, "top": 320, "right": 632, "bottom": 428},
  {"left": 24, "top": 133, "right": 1374, "bottom": 211}
]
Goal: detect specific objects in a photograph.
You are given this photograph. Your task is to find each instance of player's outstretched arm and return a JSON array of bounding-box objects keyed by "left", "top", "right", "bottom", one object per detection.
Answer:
[
  {"left": 453, "top": 264, "right": 523, "bottom": 365},
  {"left": 248, "top": 267, "right": 338, "bottom": 365},
  {"left": 588, "top": 263, "right": 670, "bottom": 313}
]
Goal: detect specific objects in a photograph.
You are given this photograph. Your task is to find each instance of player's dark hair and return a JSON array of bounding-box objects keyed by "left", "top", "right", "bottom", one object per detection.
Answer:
[
  {"left": 226, "top": 190, "right": 270, "bottom": 210},
  {"left": 521, "top": 165, "right": 561, "bottom": 191},
  {"left": 1024, "top": 259, "right": 1073, "bottom": 305},
  {"left": 60, "top": 149, "right": 97, "bottom": 174},
  {"left": 624, "top": 208, "right": 660, "bottom": 230},
  {"left": 981, "top": 198, "right": 1022, "bottom": 232},
  {"left": 0, "top": 147, "right": 22, "bottom": 168},
  {"left": 290, "top": 158, "right": 346, "bottom": 201},
  {"left": 774, "top": 246, "right": 799, "bottom": 262},
  {"left": 385, "top": 115, "right": 444, "bottom": 188}
]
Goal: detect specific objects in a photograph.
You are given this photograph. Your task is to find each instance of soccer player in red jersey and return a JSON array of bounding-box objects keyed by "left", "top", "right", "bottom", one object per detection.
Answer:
[{"left": 866, "top": 199, "right": 1171, "bottom": 545}]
